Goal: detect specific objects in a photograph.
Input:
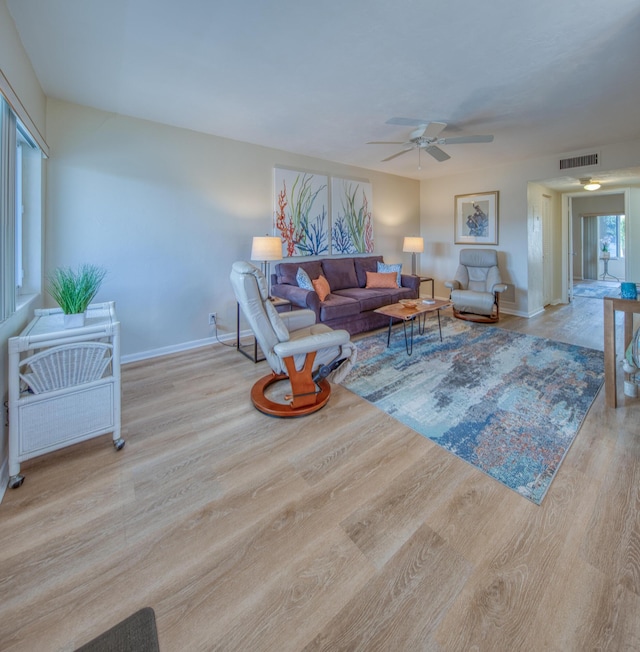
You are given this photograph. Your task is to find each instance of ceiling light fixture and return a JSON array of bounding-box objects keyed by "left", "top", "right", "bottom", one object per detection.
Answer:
[{"left": 579, "top": 177, "right": 601, "bottom": 191}]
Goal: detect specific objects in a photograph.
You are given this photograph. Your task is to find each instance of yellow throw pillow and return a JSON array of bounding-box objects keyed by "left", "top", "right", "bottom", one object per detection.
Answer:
[
  {"left": 365, "top": 271, "right": 399, "bottom": 289},
  {"left": 312, "top": 274, "right": 331, "bottom": 301}
]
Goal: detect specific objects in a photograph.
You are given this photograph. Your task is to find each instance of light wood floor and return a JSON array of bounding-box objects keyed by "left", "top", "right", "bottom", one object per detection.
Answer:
[{"left": 1, "top": 297, "right": 639, "bottom": 651}]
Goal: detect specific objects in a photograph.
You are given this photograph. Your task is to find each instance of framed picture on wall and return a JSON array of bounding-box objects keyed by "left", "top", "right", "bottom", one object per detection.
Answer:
[
  {"left": 454, "top": 191, "right": 499, "bottom": 244},
  {"left": 274, "top": 167, "right": 329, "bottom": 257},
  {"left": 330, "top": 177, "right": 374, "bottom": 254}
]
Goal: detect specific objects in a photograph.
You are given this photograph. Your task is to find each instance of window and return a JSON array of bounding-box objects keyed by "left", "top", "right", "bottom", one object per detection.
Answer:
[
  {"left": 599, "top": 214, "right": 625, "bottom": 259},
  {"left": 0, "top": 95, "right": 17, "bottom": 321},
  {"left": 0, "top": 94, "right": 42, "bottom": 322}
]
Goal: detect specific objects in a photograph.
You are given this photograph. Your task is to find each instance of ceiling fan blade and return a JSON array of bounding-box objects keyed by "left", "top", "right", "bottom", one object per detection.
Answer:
[
  {"left": 439, "top": 135, "right": 494, "bottom": 145},
  {"left": 382, "top": 149, "right": 413, "bottom": 162},
  {"left": 424, "top": 145, "right": 451, "bottom": 162},
  {"left": 422, "top": 122, "right": 447, "bottom": 139},
  {"left": 366, "top": 140, "right": 406, "bottom": 145},
  {"left": 385, "top": 117, "right": 430, "bottom": 127}
]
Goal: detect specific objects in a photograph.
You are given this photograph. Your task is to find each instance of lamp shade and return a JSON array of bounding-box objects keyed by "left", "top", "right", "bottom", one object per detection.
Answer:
[
  {"left": 251, "top": 236, "right": 282, "bottom": 261},
  {"left": 402, "top": 236, "right": 424, "bottom": 253}
]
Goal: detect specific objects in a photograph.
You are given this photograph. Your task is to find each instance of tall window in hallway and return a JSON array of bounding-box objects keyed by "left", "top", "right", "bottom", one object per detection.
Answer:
[{"left": 599, "top": 214, "right": 625, "bottom": 259}]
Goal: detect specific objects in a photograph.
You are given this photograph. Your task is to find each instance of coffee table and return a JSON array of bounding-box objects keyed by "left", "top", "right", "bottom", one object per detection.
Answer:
[{"left": 374, "top": 299, "right": 452, "bottom": 355}]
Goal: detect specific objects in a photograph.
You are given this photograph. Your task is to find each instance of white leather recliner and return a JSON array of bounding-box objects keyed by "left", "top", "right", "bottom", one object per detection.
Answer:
[
  {"left": 445, "top": 249, "right": 507, "bottom": 322},
  {"left": 230, "top": 261, "right": 357, "bottom": 416}
]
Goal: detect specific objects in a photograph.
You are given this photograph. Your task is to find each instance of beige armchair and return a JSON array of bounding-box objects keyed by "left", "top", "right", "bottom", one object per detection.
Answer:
[
  {"left": 230, "top": 261, "right": 356, "bottom": 416},
  {"left": 445, "top": 249, "right": 507, "bottom": 322}
]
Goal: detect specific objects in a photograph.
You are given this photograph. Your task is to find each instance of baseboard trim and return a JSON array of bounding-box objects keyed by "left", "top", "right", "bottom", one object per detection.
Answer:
[
  {"left": 121, "top": 331, "right": 237, "bottom": 364},
  {"left": 120, "top": 304, "right": 547, "bottom": 366},
  {"left": 501, "top": 306, "right": 535, "bottom": 318}
]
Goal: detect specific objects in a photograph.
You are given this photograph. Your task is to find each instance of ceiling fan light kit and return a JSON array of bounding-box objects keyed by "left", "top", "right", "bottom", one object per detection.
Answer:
[{"left": 368, "top": 118, "right": 494, "bottom": 168}]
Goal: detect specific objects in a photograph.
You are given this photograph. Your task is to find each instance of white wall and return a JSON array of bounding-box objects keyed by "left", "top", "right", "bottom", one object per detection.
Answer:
[
  {"left": 45, "top": 100, "right": 420, "bottom": 360},
  {"left": 628, "top": 188, "right": 640, "bottom": 284},
  {"left": 0, "top": 1, "right": 46, "bottom": 136},
  {"left": 420, "top": 165, "right": 531, "bottom": 315}
]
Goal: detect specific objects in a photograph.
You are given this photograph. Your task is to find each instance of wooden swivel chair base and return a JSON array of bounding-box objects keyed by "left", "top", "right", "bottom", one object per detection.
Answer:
[
  {"left": 453, "top": 297, "right": 500, "bottom": 323},
  {"left": 250, "top": 351, "right": 332, "bottom": 417}
]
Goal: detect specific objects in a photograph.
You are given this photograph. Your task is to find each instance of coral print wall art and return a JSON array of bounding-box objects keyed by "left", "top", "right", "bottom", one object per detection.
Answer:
[
  {"left": 274, "top": 168, "right": 329, "bottom": 257},
  {"left": 331, "top": 178, "right": 374, "bottom": 254},
  {"left": 454, "top": 190, "right": 499, "bottom": 245}
]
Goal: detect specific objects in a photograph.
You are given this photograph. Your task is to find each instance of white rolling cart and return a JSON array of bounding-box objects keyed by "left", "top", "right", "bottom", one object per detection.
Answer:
[{"left": 8, "top": 301, "right": 124, "bottom": 489}]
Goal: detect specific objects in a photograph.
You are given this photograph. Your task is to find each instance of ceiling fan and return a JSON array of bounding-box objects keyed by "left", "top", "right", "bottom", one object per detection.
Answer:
[{"left": 367, "top": 118, "right": 494, "bottom": 165}]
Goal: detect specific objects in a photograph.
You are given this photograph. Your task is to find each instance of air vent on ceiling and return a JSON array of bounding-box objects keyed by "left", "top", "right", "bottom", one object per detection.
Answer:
[{"left": 559, "top": 153, "right": 599, "bottom": 170}]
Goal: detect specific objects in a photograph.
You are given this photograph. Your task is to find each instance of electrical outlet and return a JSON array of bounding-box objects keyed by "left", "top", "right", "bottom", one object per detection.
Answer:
[{"left": 208, "top": 312, "right": 217, "bottom": 325}]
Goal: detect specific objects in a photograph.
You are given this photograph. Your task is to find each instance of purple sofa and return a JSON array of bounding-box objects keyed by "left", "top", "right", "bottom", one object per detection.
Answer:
[{"left": 270, "top": 255, "right": 420, "bottom": 335}]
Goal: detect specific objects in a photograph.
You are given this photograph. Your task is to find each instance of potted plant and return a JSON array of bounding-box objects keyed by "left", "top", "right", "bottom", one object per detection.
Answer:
[
  {"left": 47, "top": 263, "right": 107, "bottom": 327},
  {"left": 600, "top": 239, "right": 610, "bottom": 259}
]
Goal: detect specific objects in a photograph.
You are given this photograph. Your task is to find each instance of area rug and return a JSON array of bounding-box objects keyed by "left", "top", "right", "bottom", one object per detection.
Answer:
[
  {"left": 345, "top": 319, "right": 604, "bottom": 504},
  {"left": 74, "top": 607, "right": 159, "bottom": 652},
  {"left": 572, "top": 282, "right": 621, "bottom": 299}
]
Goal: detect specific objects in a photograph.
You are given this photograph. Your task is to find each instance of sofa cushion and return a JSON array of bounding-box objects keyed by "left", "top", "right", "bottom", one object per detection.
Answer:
[
  {"left": 312, "top": 275, "right": 331, "bottom": 301},
  {"left": 275, "top": 260, "right": 323, "bottom": 286},
  {"left": 354, "top": 255, "right": 384, "bottom": 287},
  {"left": 318, "top": 294, "right": 361, "bottom": 322},
  {"left": 333, "top": 287, "right": 392, "bottom": 312},
  {"left": 365, "top": 271, "right": 398, "bottom": 288},
  {"left": 321, "top": 258, "right": 358, "bottom": 291},
  {"left": 385, "top": 286, "right": 415, "bottom": 301},
  {"left": 377, "top": 261, "right": 402, "bottom": 286},
  {"left": 296, "top": 267, "right": 313, "bottom": 290}
]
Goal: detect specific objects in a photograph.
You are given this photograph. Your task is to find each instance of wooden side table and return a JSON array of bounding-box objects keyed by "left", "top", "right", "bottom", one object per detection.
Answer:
[
  {"left": 603, "top": 296, "right": 640, "bottom": 408},
  {"left": 236, "top": 296, "right": 290, "bottom": 363}
]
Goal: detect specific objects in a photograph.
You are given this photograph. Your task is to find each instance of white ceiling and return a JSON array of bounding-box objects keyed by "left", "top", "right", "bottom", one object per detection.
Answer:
[{"left": 7, "top": 0, "right": 640, "bottom": 189}]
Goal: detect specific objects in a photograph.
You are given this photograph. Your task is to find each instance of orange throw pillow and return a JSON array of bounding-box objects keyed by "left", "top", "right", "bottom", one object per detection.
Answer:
[
  {"left": 365, "top": 271, "right": 399, "bottom": 289},
  {"left": 312, "top": 274, "right": 331, "bottom": 301}
]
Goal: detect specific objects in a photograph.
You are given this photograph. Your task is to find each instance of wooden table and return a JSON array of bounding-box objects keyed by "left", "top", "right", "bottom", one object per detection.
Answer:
[
  {"left": 375, "top": 299, "right": 452, "bottom": 355},
  {"left": 603, "top": 296, "right": 640, "bottom": 408}
]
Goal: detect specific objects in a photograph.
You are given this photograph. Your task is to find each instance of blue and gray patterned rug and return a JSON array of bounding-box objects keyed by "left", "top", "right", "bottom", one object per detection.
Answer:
[{"left": 345, "top": 319, "right": 604, "bottom": 504}]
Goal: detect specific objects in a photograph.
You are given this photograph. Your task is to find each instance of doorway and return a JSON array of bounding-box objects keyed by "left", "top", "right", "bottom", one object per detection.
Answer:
[{"left": 565, "top": 192, "right": 628, "bottom": 301}]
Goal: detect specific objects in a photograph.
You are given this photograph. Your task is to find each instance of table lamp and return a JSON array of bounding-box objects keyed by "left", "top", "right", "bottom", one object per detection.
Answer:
[
  {"left": 251, "top": 235, "right": 282, "bottom": 297},
  {"left": 403, "top": 236, "right": 424, "bottom": 276}
]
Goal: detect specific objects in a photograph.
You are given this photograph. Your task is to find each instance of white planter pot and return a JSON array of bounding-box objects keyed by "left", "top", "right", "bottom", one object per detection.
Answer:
[{"left": 63, "top": 312, "right": 86, "bottom": 329}]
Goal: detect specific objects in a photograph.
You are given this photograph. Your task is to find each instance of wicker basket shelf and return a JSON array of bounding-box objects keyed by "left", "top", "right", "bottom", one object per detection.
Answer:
[{"left": 20, "top": 342, "right": 113, "bottom": 394}]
